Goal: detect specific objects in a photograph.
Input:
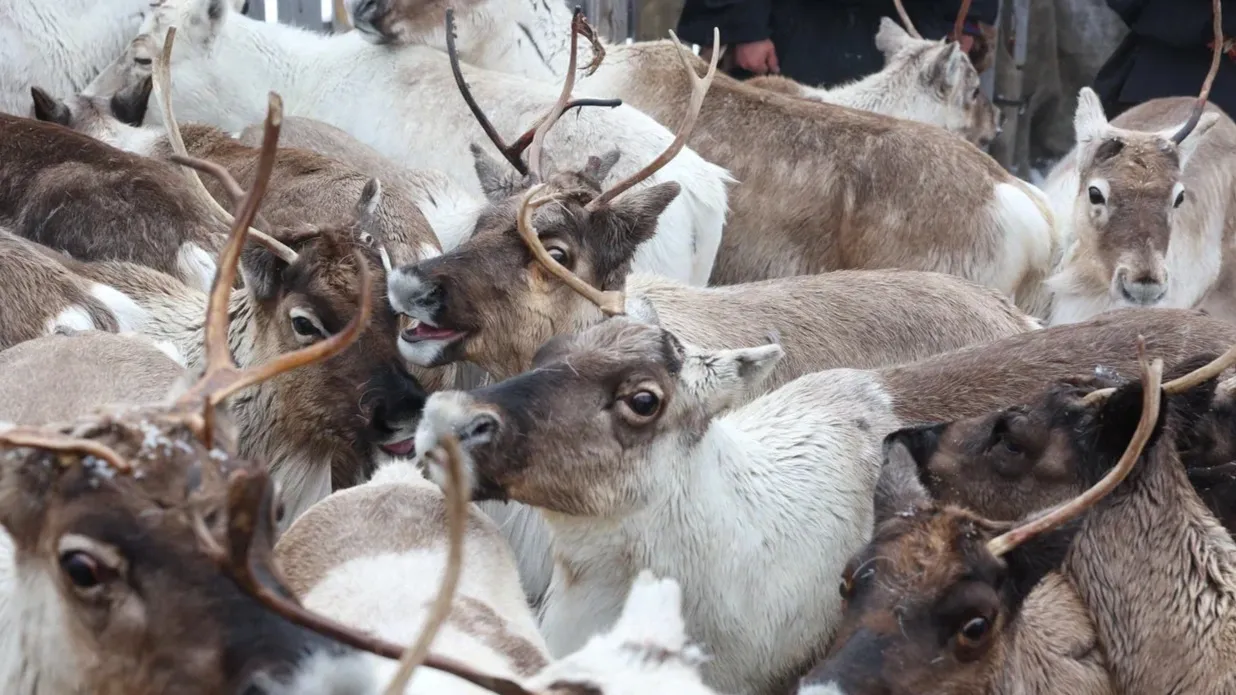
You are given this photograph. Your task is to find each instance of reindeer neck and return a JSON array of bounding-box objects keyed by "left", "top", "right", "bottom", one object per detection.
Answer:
[
  {"left": 1064, "top": 442, "right": 1236, "bottom": 691},
  {"left": 456, "top": 2, "right": 576, "bottom": 79}
]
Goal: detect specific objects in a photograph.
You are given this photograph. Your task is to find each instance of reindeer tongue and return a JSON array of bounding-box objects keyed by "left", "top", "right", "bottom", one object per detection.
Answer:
[{"left": 382, "top": 439, "right": 416, "bottom": 457}]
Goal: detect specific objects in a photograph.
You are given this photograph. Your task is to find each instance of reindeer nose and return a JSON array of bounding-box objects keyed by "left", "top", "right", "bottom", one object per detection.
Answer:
[
  {"left": 388, "top": 267, "right": 444, "bottom": 316},
  {"left": 1116, "top": 267, "right": 1168, "bottom": 305}
]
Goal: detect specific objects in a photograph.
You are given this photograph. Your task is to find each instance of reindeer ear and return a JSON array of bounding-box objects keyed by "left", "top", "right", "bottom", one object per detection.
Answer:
[
  {"left": 1167, "top": 112, "right": 1222, "bottom": 168},
  {"left": 239, "top": 244, "right": 290, "bottom": 302},
  {"left": 1163, "top": 353, "right": 1223, "bottom": 430},
  {"left": 875, "top": 17, "right": 915, "bottom": 57},
  {"left": 590, "top": 182, "right": 681, "bottom": 287},
  {"left": 30, "top": 87, "right": 71, "bottom": 127},
  {"left": 1074, "top": 88, "right": 1110, "bottom": 145},
  {"left": 874, "top": 438, "right": 932, "bottom": 523},
  {"left": 356, "top": 178, "right": 382, "bottom": 217},
  {"left": 886, "top": 423, "right": 945, "bottom": 471},
  {"left": 926, "top": 42, "right": 966, "bottom": 94},
  {"left": 583, "top": 149, "right": 622, "bottom": 185},
  {"left": 110, "top": 75, "right": 154, "bottom": 127},
  {"left": 688, "top": 343, "right": 785, "bottom": 417},
  {"left": 470, "top": 143, "right": 527, "bottom": 203},
  {"left": 1076, "top": 378, "right": 1168, "bottom": 488}
]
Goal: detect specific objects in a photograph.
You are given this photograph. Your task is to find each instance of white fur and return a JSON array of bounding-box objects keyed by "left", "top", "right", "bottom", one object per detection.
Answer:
[
  {"left": 797, "top": 684, "right": 848, "bottom": 695},
  {"left": 175, "top": 242, "right": 218, "bottom": 293},
  {"left": 1044, "top": 89, "right": 1233, "bottom": 325},
  {"left": 139, "top": 1, "right": 730, "bottom": 286},
  {"left": 0, "top": 541, "right": 88, "bottom": 694},
  {"left": 88, "top": 283, "right": 150, "bottom": 333},
  {"left": 0, "top": 0, "right": 151, "bottom": 116},
  {"left": 44, "top": 305, "right": 98, "bottom": 335}
]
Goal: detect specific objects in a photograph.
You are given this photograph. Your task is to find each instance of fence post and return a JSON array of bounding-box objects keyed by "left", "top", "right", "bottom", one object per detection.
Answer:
[
  {"left": 244, "top": 0, "right": 266, "bottom": 21},
  {"left": 636, "top": 0, "right": 684, "bottom": 41}
]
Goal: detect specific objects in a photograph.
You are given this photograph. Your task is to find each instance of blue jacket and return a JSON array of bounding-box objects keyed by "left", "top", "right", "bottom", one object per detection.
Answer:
[{"left": 675, "top": 0, "right": 997, "bottom": 87}]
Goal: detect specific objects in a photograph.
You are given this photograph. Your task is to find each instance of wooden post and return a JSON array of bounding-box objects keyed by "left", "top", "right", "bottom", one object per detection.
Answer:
[
  {"left": 276, "top": 0, "right": 324, "bottom": 30},
  {"left": 636, "top": 0, "right": 684, "bottom": 41},
  {"left": 581, "top": 0, "right": 632, "bottom": 42}
]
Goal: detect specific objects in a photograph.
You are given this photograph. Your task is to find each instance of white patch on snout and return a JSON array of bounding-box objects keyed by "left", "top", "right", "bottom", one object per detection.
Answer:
[
  {"left": 267, "top": 650, "right": 381, "bottom": 695},
  {"left": 176, "top": 243, "right": 218, "bottom": 293},
  {"left": 797, "top": 682, "right": 849, "bottom": 695},
  {"left": 414, "top": 391, "right": 482, "bottom": 488},
  {"left": 88, "top": 283, "right": 149, "bottom": 333},
  {"left": 44, "top": 305, "right": 98, "bottom": 335},
  {"left": 397, "top": 336, "right": 455, "bottom": 368},
  {"left": 386, "top": 266, "right": 432, "bottom": 319}
]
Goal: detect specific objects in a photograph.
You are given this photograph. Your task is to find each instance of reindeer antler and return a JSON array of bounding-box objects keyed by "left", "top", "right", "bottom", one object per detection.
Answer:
[
  {"left": 445, "top": 8, "right": 621, "bottom": 179},
  {"left": 892, "top": 0, "right": 923, "bottom": 39},
  {"left": 1083, "top": 334, "right": 1236, "bottom": 405},
  {"left": 950, "top": 0, "right": 974, "bottom": 44},
  {"left": 197, "top": 435, "right": 531, "bottom": 695},
  {"left": 585, "top": 27, "right": 720, "bottom": 211},
  {"left": 517, "top": 185, "right": 626, "bottom": 315},
  {"left": 153, "top": 27, "right": 299, "bottom": 264},
  {"left": 382, "top": 435, "right": 469, "bottom": 695},
  {"left": 987, "top": 339, "right": 1163, "bottom": 557},
  {"left": 527, "top": 9, "right": 593, "bottom": 181},
  {"left": 171, "top": 95, "right": 373, "bottom": 445},
  {"left": 0, "top": 425, "right": 130, "bottom": 472},
  {"left": 1172, "top": 0, "right": 1223, "bottom": 144}
]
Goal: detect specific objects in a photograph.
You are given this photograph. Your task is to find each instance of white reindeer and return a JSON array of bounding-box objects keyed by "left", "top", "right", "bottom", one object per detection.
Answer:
[
  {"left": 134, "top": 0, "right": 731, "bottom": 286},
  {"left": 415, "top": 318, "right": 901, "bottom": 695}
]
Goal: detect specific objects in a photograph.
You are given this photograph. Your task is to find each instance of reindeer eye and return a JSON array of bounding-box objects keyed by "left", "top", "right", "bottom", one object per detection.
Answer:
[
  {"left": 625, "top": 391, "right": 661, "bottom": 418},
  {"left": 970, "top": 87, "right": 981, "bottom": 100},
  {"left": 291, "top": 316, "right": 320, "bottom": 337},
  {"left": 959, "top": 617, "right": 990, "bottom": 643},
  {"left": 134, "top": 56, "right": 152, "bottom": 66},
  {"left": 1174, "top": 190, "right": 1186, "bottom": 208},
  {"left": 60, "top": 551, "right": 108, "bottom": 589},
  {"left": 1088, "top": 186, "right": 1105, "bottom": 205},
  {"left": 546, "top": 245, "right": 569, "bottom": 266}
]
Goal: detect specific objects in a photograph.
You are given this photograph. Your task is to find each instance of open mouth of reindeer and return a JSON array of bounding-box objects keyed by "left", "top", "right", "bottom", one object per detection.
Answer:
[{"left": 399, "top": 315, "right": 467, "bottom": 346}]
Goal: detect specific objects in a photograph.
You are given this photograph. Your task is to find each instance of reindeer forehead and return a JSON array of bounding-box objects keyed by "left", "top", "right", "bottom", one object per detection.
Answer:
[
  {"left": 862, "top": 509, "right": 1001, "bottom": 594},
  {"left": 1090, "top": 137, "right": 1181, "bottom": 185},
  {"left": 534, "top": 321, "right": 684, "bottom": 376}
]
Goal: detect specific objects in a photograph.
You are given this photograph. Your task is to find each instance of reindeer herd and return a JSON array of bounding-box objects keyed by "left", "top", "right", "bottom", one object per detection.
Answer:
[{"left": 1, "top": 0, "right": 1236, "bottom": 692}]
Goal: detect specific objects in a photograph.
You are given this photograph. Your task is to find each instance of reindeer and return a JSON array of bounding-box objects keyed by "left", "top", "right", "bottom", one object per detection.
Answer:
[
  {"left": 390, "top": 17, "right": 1037, "bottom": 382},
  {"left": 747, "top": 17, "right": 998, "bottom": 147},
  {"left": 0, "top": 0, "right": 245, "bottom": 116},
  {"left": 804, "top": 343, "right": 1236, "bottom": 694},
  {"left": 346, "top": 0, "right": 1055, "bottom": 312},
  {"left": 0, "top": 112, "right": 226, "bottom": 291},
  {"left": 132, "top": 0, "right": 730, "bottom": 287},
  {"left": 237, "top": 116, "right": 484, "bottom": 252},
  {"left": 32, "top": 33, "right": 445, "bottom": 270},
  {"left": 413, "top": 315, "right": 900, "bottom": 695},
  {"left": 0, "top": 330, "right": 186, "bottom": 425},
  {"left": 0, "top": 230, "right": 155, "bottom": 350},
  {"left": 1043, "top": 0, "right": 1236, "bottom": 325}
]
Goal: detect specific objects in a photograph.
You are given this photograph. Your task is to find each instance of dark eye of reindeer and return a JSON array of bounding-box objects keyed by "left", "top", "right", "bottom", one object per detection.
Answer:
[
  {"left": 1174, "top": 190, "right": 1186, "bottom": 208},
  {"left": 60, "top": 551, "right": 105, "bottom": 589},
  {"left": 959, "top": 616, "right": 990, "bottom": 643},
  {"left": 1088, "top": 186, "right": 1105, "bottom": 205},
  {"left": 134, "top": 56, "right": 152, "bottom": 66},
  {"left": 970, "top": 87, "right": 980, "bottom": 101},
  {"left": 626, "top": 391, "right": 661, "bottom": 418},
  {"left": 291, "top": 316, "right": 320, "bottom": 337},
  {"left": 546, "top": 245, "right": 569, "bottom": 266}
]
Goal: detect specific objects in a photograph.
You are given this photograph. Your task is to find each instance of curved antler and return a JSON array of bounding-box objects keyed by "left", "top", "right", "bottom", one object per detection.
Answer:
[
  {"left": 950, "top": 0, "right": 973, "bottom": 44},
  {"left": 1083, "top": 335, "right": 1236, "bottom": 405},
  {"left": 517, "top": 185, "right": 626, "bottom": 315},
  {"left": 1172, "top": 0, "right": 1223, "bottom": 144},
  {"left": 153, "top": 27, "right": 299, "bottom": 264},
  {"left": 585, "top": 27, "right": 720, "bottom": 211},
  {"left": 382, "top": 435, "right": 469, "bottom": 695},
  {"left": 0, "top": 426, "right": 130, "bottom": 473},
  {"left": 446, "top": 9, "right": 621, "bottom": 180},
  {"left": 988, "top": 340, "right": 1163, "bottom": 557},
  {"left": 893, "top": 0, "right": 923, "bottom": 39}
]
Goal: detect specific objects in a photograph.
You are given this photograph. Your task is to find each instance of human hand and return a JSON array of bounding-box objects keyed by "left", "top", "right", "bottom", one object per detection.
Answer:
[{"left": 734, "top": 39, "right": 780, "bottom": 75}]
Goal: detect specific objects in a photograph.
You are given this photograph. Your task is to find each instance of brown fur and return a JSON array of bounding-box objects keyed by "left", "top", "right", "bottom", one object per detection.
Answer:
[
  {"left": 878, "top": 308, "right": 1236, "bottom": 424},
  {"left": 0, "top": 404, "right": 332, "bottom": 695},
  {"left": 0, "top": 113, "right": 224, "bottom": 286},
  {"left": 0, "top": 231, "right": 121, "bottom": 349},
  {"left": 0, "top": 331, "right": 184, "bottom": 425},
  {"left": 393, "top": 160, "right": 1037, "bottom": 383},
  {"left": 556, "top": 42, "right": 1043, "bottom": 296}
]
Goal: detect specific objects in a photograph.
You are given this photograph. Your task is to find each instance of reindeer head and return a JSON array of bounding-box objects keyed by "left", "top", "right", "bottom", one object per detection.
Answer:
[
  {"left": 388, "top": 11, "right": 714, "bottom": 379},
  {"left": 413, "top": 316, "right": 782, "bottom": 514},
  {"left": 798, "top": 353, "right": 1164, "bottom": 695},
  {"left": 900, "top": 349, "right": 1229, "bottom": 522},
  {"left": 873, "top": 17, "right": 998, "bottom": 148}
]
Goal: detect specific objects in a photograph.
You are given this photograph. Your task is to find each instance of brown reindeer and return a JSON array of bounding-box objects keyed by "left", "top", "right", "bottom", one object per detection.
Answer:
[
  {"left": 0, "top": 230, "right": 154, "bottom": 350},
  {"left": 1043, "top": 0, "right": 1236, "bottom": 325},
  {"left": 349, "top": 0, "right": 1056, "bottom": 315},
  {"left": 0, "top": 112, "right": 225, "bottom": 291},
  {"left": 797, "top": 348, "right": 1167, "bottom": 695},
  {"left": 31, "top": 31, "right": 443, "bottom": 270},
  {"left": 388, "top": 12, "right": 1037, "bottom": 383}
]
